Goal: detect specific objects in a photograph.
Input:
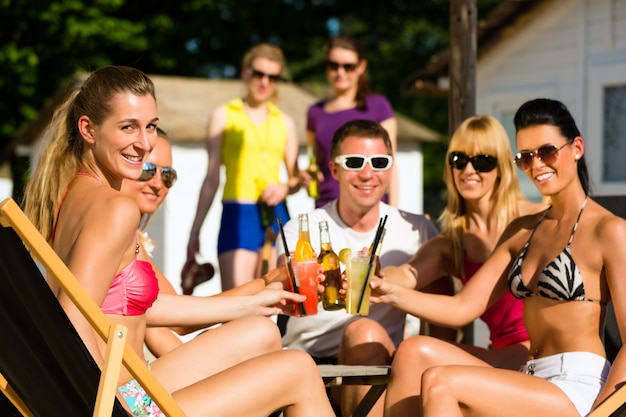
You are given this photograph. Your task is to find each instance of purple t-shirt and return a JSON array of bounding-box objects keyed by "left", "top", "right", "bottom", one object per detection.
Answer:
[{"left": 307, "top": 94, "right": 394, "bottom": 207}]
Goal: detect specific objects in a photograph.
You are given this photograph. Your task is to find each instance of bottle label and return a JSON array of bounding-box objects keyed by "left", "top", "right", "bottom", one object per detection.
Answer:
[{"left": 322, "top": 268, "right": 345, "bottom": 310}]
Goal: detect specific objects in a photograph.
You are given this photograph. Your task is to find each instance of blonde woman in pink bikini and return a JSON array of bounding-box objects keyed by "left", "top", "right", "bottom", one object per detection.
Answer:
[{"left": 23, "top": 65, "right": 334, "bottom": 417}]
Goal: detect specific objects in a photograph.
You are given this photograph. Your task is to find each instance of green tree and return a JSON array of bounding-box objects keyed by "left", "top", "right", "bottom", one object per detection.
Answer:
[
  {"left": 1, "top": 0, "right": 151, "bottom": 143},
  {"left": 0, "top": 0, "right": 503, "bottom": 211}
]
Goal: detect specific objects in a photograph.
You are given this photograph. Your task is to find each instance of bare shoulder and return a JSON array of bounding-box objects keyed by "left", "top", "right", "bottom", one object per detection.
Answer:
[
  {"left": 517, "top": 199, "right": 549, "bottom": 216},
  {"left": 588, "top": 201, "right": 626, "bottom": 247},
  {"left": 282, "top": 112, "right": 298, "bottom": 139},
  {"left": 88, "top": 191, "right": 141, "bottom": 234},
  {"left": 207, "top": 105, "right": 227, "bottom": 139},
  {"left": 506, "top": 206, "right": 546, "bottom": 231},
  {"left": 280, "top": 109, "right": 296, "bottom": 126},
  {"left": 66, "top": 189, "right": 140, "bottom": 266},
  {"left": 420, "top": 233, "right": 453, "bottom": 258},
  {"left": 209, "top": 103, "right": 227, "bottom": 120}
]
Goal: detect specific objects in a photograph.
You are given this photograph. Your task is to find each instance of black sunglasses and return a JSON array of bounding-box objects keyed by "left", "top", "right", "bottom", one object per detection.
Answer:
[
  {"left": 448, "top": 152, "right": 498, "bottom": 173},
  {"left": 250, "top": 68, "right": 282, "bottom": 83},
  {"left": 138, "top": 162, "right": 177, "bottom": 188},
  {"left": 325, "top": 60, "right": 359, "bottom": 72},
  {"left": 514, "top": 142, "right": 572, "bottom": 171}
]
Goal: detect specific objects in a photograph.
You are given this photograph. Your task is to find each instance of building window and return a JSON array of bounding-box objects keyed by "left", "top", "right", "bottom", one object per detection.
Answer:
[{"left": 603, "top": 86, "right": 626, "bottom": 182}]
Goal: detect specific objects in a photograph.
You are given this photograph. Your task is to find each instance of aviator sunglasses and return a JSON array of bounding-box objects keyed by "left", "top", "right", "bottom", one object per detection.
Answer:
[
  {"left": 138, "top": 162, "right": 178, "bottom": 188},
  {"left": 325, "top": 60, "right": 359, "bottom": 72},
  {"left": 334, "top": 154, "right": 393, "bottom": 171},
  {"left": 514, "top": 142, "right": 572, "bottom": 171},
  {"left": 448, "top": 151, "right": 498, "bottom": 173},
  {"left": 250, "top": 68, "right": 282, "bottom": 83}
]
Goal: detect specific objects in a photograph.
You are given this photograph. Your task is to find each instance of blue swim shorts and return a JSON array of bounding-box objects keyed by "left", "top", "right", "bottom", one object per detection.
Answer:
[{"left": 217, "top": 201, "right": 290, "bottom": 254}]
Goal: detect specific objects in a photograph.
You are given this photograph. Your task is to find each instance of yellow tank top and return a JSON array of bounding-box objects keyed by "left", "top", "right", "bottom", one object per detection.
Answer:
[{"left": 221, "top": 98, "right": 288, "bottom": 201}]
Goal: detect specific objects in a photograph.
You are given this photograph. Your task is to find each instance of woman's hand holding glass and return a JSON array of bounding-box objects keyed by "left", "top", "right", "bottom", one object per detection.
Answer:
[
  {"left": 254, "top": 283, "right": 307, "bottom": 316},
  {"left": 368, "top": 276, "right": 398, "bottom": 305}
]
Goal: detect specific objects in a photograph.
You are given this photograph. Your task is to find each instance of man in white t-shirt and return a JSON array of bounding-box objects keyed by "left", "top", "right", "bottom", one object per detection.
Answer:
[{"left": 276, "top": 119, "right": 441, "bottom": 417}]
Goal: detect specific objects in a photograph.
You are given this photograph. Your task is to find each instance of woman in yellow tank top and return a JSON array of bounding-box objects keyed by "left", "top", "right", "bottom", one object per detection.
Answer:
[{"left": 186, "top": 43, "right": 301, "bottom": 292}]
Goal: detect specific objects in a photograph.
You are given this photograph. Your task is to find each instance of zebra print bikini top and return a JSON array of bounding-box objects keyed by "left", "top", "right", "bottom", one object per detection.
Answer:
[{"left": 508, "top": 197, "right": 605, "bottom": 306}]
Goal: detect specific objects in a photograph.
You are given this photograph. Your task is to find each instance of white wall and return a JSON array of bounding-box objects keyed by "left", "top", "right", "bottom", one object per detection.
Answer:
[
  {"left": 476, "top": 0, "right": 626, "bottom": 201},
  {"left": 470, "top": 0, "right": 626, "bottom": 346},
  {"left": 0, "top": 178, "right": 12, "bottom": 202}
]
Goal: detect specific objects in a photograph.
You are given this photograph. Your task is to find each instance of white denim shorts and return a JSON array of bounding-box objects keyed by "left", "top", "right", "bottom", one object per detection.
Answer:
[{"left": 520, "top": 352, "right": 611, "bottom": 416}]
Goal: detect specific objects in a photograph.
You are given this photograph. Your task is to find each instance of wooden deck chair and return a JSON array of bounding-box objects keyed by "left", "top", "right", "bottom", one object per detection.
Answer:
[
  {"left": 588, "top": 386, "right": 626, "bottom": 417},
  {"left": 0, "top": 198, "right": 186, "bottom": 417}
]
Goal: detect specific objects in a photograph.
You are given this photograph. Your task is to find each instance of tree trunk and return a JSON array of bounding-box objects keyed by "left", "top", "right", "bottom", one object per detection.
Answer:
[{"left": 449, "top": 0, "right": 477, "bottom": 135}]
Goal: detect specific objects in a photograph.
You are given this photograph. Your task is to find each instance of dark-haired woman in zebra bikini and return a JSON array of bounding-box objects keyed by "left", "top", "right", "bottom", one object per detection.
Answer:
[{"left": 370, "top": 98, "right": 626, "bottom": 417}]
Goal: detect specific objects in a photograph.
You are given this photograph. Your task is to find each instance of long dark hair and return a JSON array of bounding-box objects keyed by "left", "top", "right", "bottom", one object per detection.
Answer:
[
  {"left": 324, "top": 34, "right": 372, "bottom": 110},
  {"left": 513, "top": 98, "right": 590, "bottom": 195}
]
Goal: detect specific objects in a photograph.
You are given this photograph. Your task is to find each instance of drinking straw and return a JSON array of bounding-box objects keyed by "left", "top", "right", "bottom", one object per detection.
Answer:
[
  {"left": 277, "top": 218, "right": 306, "bottom": 316},
  {"left": 357, "top": 215, "right": 388, "bottom": 313}
]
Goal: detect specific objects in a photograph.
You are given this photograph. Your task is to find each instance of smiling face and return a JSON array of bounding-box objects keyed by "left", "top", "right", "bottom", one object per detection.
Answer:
[
  {"left": 330, "top": 135, "right": 392, "bottom": 216},
  {"left": 121, "top": 135, "right": 173, "bottom": 216},
  {"left": 451, "top": 149, "right": 500, "bottom": 204},
  {"left": 81, "top": 92, "right": 158, "bottom": 187},
  {"left": 516, "top": 124, "right": 582, "bottom": 196}
]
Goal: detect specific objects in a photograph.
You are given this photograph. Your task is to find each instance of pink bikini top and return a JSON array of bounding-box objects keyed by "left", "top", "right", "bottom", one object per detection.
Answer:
[
  {"left": 54, "top": 172, "right": 159, "bottom": 316},
  {"left": 100, "top": 237, "right": 159, "bottom": 316}
]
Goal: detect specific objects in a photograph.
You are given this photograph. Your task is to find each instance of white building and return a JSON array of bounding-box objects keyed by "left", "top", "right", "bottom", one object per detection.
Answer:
[{"left": 405, "top": 0, "right": 626, "bottom": 215}]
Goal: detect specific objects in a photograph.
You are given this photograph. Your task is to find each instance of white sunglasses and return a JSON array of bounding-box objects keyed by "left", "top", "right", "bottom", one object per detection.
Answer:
[{"left": 333, "top": 154, "right": 393, "bottom": 171}]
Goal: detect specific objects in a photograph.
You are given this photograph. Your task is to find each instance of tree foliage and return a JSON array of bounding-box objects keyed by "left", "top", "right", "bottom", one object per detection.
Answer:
[{"left": 0, "top": 0, "right": 503, "bottom": 211}]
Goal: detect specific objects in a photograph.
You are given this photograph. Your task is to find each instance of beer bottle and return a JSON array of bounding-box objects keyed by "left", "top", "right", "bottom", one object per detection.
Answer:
[
  {"left": 317, "top": 220, "right": 345, "bottom": 310},
  {"left": 256, "top": 179, "right": 274, "bottom": 229},
  {"left": 295, "top": 214, "right": 314, "bottom": 261},
  {"left": 306, "top": 146, "right": 320, "bottom": 200},
  {"left": 258, "top": 200, "right": 275, "bottom": 229}
]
